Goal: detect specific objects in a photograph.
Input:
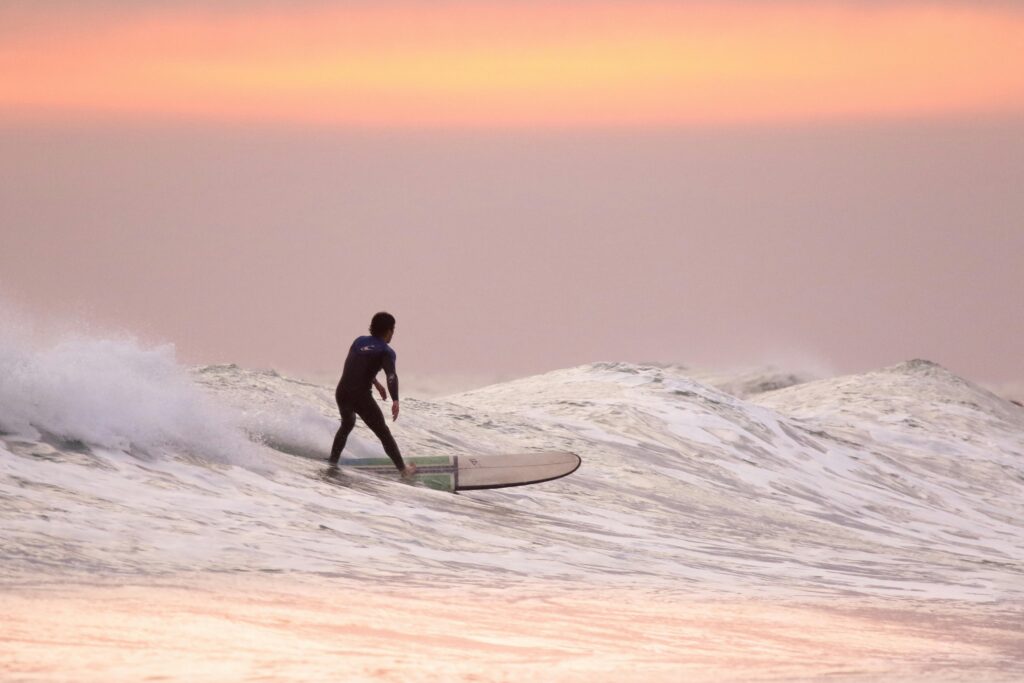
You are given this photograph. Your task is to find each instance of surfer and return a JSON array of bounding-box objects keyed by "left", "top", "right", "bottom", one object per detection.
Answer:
[{"left": 329, "top": 312, "right": 417, "bottom": 477}]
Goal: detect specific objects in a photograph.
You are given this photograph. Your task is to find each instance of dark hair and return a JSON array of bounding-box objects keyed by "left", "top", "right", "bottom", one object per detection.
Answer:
[{"left": 369, "top": 311, "right": 396, "bottom": 337}]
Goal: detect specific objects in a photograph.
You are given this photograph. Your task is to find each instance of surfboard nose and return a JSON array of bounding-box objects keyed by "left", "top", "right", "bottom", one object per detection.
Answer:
[{"left": 455, "top": 451, "right": 581, "bottom": 491}]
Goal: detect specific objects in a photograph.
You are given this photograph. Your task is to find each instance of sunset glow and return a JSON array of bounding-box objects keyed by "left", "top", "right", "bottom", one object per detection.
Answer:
[
  {"left": 1, "top": 3, "right": 1023, "bottom": 126},
  {"left": 3, "top": 578, "right": 1012, "bottom": 681}
]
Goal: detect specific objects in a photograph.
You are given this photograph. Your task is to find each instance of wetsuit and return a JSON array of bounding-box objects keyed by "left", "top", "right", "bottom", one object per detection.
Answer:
[{"left": 329, "top": 335, "right": 404, "bottom": 469}]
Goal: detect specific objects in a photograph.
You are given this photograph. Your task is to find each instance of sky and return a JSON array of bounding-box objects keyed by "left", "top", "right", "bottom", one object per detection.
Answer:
[{"left": 1, "top": 1, "right": 1023, "bottom": 387}]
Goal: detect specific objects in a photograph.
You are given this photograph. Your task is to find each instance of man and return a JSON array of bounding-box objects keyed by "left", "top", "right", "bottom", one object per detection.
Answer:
[{"left": 329, "top": 312, "right": 417, "bottom": 477}]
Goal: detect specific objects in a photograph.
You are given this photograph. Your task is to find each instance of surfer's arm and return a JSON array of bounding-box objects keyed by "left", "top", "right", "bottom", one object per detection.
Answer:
[
  {"left": 382, "top": 350, "right": 399, "bottom": 402},
  {"left": 373, "top": 378, "right": 387, "bottom": 400}
]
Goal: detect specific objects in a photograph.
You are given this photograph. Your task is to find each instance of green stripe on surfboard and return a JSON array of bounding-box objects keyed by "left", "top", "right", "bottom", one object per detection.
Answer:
[
  {"left": 342, "top": 455, "right": 456, "bottom": 492},
  {"left": 344, "top": 455, "right": 454, "bottom": 468}
]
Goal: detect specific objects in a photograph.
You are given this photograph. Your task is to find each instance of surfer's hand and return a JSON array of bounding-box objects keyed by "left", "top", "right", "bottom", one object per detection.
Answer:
[
  {"left": 401, "top": 462, "right": 417, "bottom": 478},
  {"left": 392, "top": 400, "right": 400, "bottom": 421},
  {"left": 376, "top": 383, "right": 387, "bottom": 401}
]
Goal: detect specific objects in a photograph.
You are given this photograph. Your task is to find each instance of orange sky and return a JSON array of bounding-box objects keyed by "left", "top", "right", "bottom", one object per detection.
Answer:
[{"left": 2, "top": 2, "right": 1024, "bottom": 127}]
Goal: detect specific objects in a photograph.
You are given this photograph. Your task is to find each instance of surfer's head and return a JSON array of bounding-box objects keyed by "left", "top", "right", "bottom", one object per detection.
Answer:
[{"left": 370, "top": 311, "right": 396, "bottom": 342}]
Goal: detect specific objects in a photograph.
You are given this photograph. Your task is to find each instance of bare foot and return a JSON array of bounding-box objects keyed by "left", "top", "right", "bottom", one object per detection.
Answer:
[{"left": 401, "top": 463, "right": 418, "bottom": 478}]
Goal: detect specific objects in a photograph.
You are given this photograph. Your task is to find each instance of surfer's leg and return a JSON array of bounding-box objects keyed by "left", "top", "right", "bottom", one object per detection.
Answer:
[
  {"left": 355, "top": 396, "right": 405, "bottom": 471},
  {"left": 330, "top": 402, "right": 357, "bottom": 464}
]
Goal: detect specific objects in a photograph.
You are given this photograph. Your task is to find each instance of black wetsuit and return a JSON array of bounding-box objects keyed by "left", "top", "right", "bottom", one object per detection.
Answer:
[{"left": 329, "top": 335, "right": 404, "bottom": 469}]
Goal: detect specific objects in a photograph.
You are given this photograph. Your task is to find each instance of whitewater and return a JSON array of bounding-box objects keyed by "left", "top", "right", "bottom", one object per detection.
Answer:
[{"left": 1, "top": 331, "right": 1022, "bottom": 681}]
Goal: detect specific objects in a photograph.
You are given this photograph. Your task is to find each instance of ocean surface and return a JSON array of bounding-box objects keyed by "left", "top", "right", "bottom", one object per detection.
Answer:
[{"left": 1, "top": 333, "right": 1023, "bottom": 681}]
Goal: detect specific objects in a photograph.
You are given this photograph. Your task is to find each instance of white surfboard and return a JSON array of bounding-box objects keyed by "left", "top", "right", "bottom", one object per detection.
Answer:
[{"left": 342, "top": 451, "right": 581, "bottom": 492}]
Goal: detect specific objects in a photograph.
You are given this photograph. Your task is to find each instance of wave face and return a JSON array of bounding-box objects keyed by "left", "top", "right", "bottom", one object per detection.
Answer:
[{"left": 2, "top": 336, "right": 1023, "bottom": 602}]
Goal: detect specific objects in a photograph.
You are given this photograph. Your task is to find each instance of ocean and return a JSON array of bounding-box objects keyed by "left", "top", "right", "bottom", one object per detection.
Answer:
[{"left": 1, "top": 332, "right": 1022, "bottom": 681}]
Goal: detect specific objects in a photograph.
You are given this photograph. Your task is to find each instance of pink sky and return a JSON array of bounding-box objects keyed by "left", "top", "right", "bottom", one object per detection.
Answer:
[{"left": 1, "top": 2, "right": 1023, "bottom": 385}]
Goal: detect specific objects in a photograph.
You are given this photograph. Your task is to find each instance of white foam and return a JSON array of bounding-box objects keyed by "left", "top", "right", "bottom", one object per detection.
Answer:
[
  {"left": 0, "top": 318, "right": 255, "bottom": 465},
  {"left": 2, "top": 351, "right": 1023, "bottom": 602}
]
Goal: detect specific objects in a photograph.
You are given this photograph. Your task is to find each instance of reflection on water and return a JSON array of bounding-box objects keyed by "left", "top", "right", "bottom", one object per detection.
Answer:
[{"left": 2, "top": 576, "right": 1022, "bottom": 683}]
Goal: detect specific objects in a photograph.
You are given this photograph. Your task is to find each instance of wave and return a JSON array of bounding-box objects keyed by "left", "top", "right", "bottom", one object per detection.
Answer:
[
  {"left": 0, "top": 331, "right": 255, "bottom": 464},
  {"left": 1, "top": 332, "right": 1022, "bottom": 601}
]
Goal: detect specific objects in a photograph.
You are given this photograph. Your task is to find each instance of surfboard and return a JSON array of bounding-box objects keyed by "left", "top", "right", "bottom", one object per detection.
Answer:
[{"left": 341, "top": 451, "right": 581, "bottom": 492}]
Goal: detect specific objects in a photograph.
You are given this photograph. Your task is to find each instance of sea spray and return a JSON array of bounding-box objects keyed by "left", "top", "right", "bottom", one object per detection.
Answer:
[{"left": 0, "top": 327, "right": 256, "bottom": 465}]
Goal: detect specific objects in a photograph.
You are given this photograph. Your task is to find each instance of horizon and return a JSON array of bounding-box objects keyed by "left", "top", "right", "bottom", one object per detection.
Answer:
[{"left": 4, "top": 297, "right": 1022, "bottom": 405}]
